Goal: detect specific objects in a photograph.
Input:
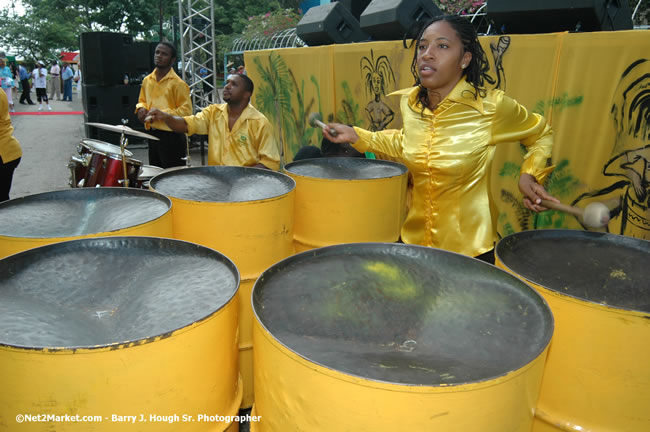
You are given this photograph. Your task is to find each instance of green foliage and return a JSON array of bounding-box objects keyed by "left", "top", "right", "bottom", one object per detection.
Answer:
[
  {"left": 0, "top": 0, "right": 177, "bottom": 61},
  {"left": 435, "top": 0, "right": 486, "bottom": 15},
  {"left": 241, "top": 9, "right": 301, "bottom": 40}
]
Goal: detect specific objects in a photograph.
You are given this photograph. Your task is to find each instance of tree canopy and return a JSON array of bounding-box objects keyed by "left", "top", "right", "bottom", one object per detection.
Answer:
[{"left": 0, "top": 0, "right": 300, "bottom": 63}]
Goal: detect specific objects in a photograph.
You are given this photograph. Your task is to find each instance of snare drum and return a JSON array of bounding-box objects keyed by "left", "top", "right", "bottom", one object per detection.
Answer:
[
  {"left": 135, "top": 165, "right": 164, "bottom": 189},
  {"left": 68, "top": 139, "right": 141, "bottom": 188}
]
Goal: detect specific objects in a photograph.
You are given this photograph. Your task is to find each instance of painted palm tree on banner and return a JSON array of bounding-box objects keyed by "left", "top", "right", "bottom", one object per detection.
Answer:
[{"left": 253, "top": 51, "right": 321, "bottom": 161}]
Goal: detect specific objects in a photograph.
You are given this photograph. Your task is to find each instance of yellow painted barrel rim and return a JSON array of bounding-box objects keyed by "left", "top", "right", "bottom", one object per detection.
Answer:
[
  {"left": 0, "top": 236, "right": 240, "bottom": 353},
  {"left": 495, "top": 229, "right": 650, "bottom": 316},
  {"left": 0, "top": 187, "right": 172, "bottom": 240},
  {"left": 284, "top": 158, "right": 408, "bottom": 181},
  {"left": 149, "top": 165, "right": 296, "bottom": 203},
  {"left": 253, "top": 242, "right": 554, "bottom": 390}
]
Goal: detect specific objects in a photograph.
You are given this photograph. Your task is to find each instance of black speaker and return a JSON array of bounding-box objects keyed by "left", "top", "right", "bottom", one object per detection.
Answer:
[
  {"left": 127, "top": 41, "right": 157, "bottom": 82},
  {"left": 83, "top": 84, "right": 143, "bottom": 142},
  {"left": 296, "top": 2, "right": 369, "bottom": 46},
  {"left": 360, "top": 0, "right": 443, "bottom": 41},
  {"left": 487, "top": 0, "right": 634, "bottom": 34},
  {"left": 336, "top": 0, "right": 372, "bottom": 20},
  {"left": 80, "top": 32, "right": 134, "bottom": 86}
]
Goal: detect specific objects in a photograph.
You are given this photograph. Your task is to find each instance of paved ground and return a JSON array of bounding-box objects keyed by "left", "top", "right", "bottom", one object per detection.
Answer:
[{"left": 9, "top": 88, "right": 206, "bottom": 199}]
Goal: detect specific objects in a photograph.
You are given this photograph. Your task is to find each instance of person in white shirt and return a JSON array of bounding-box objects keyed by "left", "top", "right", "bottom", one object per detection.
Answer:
[
  {"left": 73, "top": 63, "right": 82, "bottom": 99},
  {"left": 48, "top": 60, "right": 61, "bottom": 101},
  {"left": 32, "top": 61, "right": 51, "bottom": 111}
]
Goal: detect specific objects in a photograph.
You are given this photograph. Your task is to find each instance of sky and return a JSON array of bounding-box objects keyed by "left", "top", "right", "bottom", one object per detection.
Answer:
[{"left": 0, "top": 0, "right": 25, "bottom": 16}]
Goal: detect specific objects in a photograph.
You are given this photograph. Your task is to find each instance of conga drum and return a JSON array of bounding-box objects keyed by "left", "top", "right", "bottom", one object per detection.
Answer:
[
  {"left": 495, "top": 230, "right": 650, "bottom": 432},
  {"left": 251, "top": 243, "right": 554, "bottom": 431},
  {"left": 284, "top": 158, "right": 408, "bottom": 252},
  {"left": 0, "top": 237, "right": 241, "bottom": 431},
  {"left": 150, "top": 166, "right": 295, "bottom": 408},
  {"left": 0, "top": 188, "right": 173, "bottom": 259}
]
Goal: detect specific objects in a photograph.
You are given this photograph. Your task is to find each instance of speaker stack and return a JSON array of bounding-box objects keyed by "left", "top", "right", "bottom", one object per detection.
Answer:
[
  {"left": 296, "top": 1, "right": 369, "bottom": 46},
  {"left": 296, "top": 0, "right": 444, "bottom": 45},
  {"left": 80, "top": 32, "right": 157, "bottom": 142},
  {"left": 360, "top": 0, "right": 443, "bottom": 41},
  {"left": 487, "top": 0, "right": 634, "bottom": 34}
]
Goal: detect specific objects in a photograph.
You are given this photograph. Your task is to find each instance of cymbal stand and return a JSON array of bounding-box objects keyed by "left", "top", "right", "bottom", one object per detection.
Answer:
[
  {"left": 119, "top": 131, "right": 130, "bottom": 187},
  {"left": 182, "top": 134, "right": 192, "bottom": 167}
]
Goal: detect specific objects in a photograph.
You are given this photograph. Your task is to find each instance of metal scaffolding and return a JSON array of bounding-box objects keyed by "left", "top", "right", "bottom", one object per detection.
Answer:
[{"left": 177, "top": 0, "right": 220, "bottom": 110}]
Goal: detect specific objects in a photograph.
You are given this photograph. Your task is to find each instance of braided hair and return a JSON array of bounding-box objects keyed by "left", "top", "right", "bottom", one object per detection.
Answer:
[{"left": 405, "top": 15, "right": 494, "bottom": 110}]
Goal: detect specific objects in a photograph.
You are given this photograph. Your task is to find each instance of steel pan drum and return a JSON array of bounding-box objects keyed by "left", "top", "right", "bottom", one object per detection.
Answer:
[
  {"left": 0, "top": 237, "right": 241, "bottom": 431},
  {"left": 150, "top": 166, "right": 295, "bottom": 408},
  {"left": 0, "top": 188, "right": 173, "bottom": 259},
  {"left": 284, "top": 158, "right": 408, "bottom": 252},
  {"left": 495, "top": 230, "right": 650, "bottom": 432},
  {"left": 251, "top": 243, "right": 554, "bottom": 431}
]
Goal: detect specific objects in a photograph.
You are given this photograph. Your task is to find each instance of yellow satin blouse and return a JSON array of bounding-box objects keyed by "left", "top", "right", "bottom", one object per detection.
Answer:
[
  {"left": 185, "top": 103, "right": 280, "bottom": 170},
  {"left": 0, "top": 90, "right": 21, "bottom": 164},
  {"left": 353, "top": 79, "right": 554, "bottom": 257}
]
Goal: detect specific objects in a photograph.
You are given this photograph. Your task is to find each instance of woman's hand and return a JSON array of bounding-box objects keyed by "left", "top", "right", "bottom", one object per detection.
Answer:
[
  {"left": 519, "top": 173, "right": 559, "bottom": 212},
  {"left": 323, "top": 123, "right": 359, "bottom": 144}
]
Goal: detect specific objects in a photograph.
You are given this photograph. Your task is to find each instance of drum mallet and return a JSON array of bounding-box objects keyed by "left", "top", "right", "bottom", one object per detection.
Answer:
[
  {"left": 308, "top": 112, "right": 338, "bottom": 137},
  {"left": 540, "top": 199, "right": 611, "bottom": 229}
]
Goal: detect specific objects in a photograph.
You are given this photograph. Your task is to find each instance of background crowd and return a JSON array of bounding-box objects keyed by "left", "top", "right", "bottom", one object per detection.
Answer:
[{"left": 0, "top": 55, "right": 81, "bottom": 112}]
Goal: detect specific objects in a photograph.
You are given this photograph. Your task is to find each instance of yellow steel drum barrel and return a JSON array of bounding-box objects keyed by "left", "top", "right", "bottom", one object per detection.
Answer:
[
  {"left": 495, "top": 230, "right": 650, "bottom": 432},
  {"left": 0, "top": 237, "right": 241, "bottom": 432},
  {"left": 284, "top": 158, "right": 408, "bottom": 252},
  {"left": 150, "top": 166, "right": 295, "bottom": 408},
  {"left": 0, "top": 187, "right": 173, "bottom": 259},
  {"left": 251, "top": 243, "right": 554, "bottom": 431}
]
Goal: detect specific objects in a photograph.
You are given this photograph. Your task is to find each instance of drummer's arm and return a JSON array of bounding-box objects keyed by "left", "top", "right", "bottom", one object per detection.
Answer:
[{"left": 146, "top": 108, "right": 188, "bottom": 133}]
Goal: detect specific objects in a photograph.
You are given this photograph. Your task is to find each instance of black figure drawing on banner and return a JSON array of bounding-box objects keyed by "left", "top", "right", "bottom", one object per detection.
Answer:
[
  {"left": 361, "top": 49, "right": 395, "bottom": 131},
  {"left": 573, "top": 59, "right": 650, "bottom": 239},
  {"left": 490, "top": 36, "right": 510, "bottom": 90}
]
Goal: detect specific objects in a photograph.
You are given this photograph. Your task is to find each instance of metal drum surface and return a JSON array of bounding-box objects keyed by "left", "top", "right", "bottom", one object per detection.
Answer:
[
  {"left": 251, "top": 243, "right": 554, "bottom": 432},
  {"left": 0, "top": 237, "right": 241, "bottom": 431},
  {"left": 284, "top": 158, "right": 408, "bottom": 252},
  {"left": 150, "top": 166, "right": 295, "bottom": 408},
  {"left": 495, "top": 230, "right": 650, "bottom": 432},
  {"left": 0, "top": 188, "right": 173, "bottom": 259}
]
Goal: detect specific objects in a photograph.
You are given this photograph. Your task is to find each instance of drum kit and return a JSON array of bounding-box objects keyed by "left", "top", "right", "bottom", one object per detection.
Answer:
[{"left": 67, "top": 122, "right": 187, "bottom": 189}]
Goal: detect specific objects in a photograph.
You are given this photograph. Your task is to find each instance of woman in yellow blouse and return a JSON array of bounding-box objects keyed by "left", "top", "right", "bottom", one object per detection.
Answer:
[
  {"left": 323, "top": 15, "right": 559, "bottom": 262},
  {"left": 0, "top": 89, "right": 21, "bottom": 202}
]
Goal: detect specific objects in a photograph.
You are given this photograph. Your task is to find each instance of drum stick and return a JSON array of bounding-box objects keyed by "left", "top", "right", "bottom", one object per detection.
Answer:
[
  {"left": 541, "top": 199, "right": 610, "bottom": 228},
  {"left": 540, "top": 199, "right": 583, "bottom": 218},
  {"left": 308, "top": 112, "right": 338, "bottom": 137}
]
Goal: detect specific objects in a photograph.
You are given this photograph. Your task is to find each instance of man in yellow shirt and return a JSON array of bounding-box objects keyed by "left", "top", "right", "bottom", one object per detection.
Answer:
[
  {"left": 146, "top": 73, "right": 280, "bottom": 170},
  {"left": 0, "top": 90, "right": 22, "bottom": 202},
  {"left": 135, "top": 42, "right": 191, "bottom": 168}
]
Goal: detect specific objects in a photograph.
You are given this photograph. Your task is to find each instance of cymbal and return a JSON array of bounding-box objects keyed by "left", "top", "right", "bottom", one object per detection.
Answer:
[{"left": 85, "top": 122, "right": 160, "bottom": 141}]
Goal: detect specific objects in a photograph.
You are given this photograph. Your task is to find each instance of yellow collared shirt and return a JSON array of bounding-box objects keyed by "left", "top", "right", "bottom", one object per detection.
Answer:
[
  {"left": 0, "top": 90, "right": 21, "bottom": 164},
  {"left": 135, "top": 68, "right": 191, "bottom": 132},
  {"left": 353, "top": 79, "right": 554, "bottom": 257},
  {"left": 184, "top": 103, "right": 280, "bottom": 170}
]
